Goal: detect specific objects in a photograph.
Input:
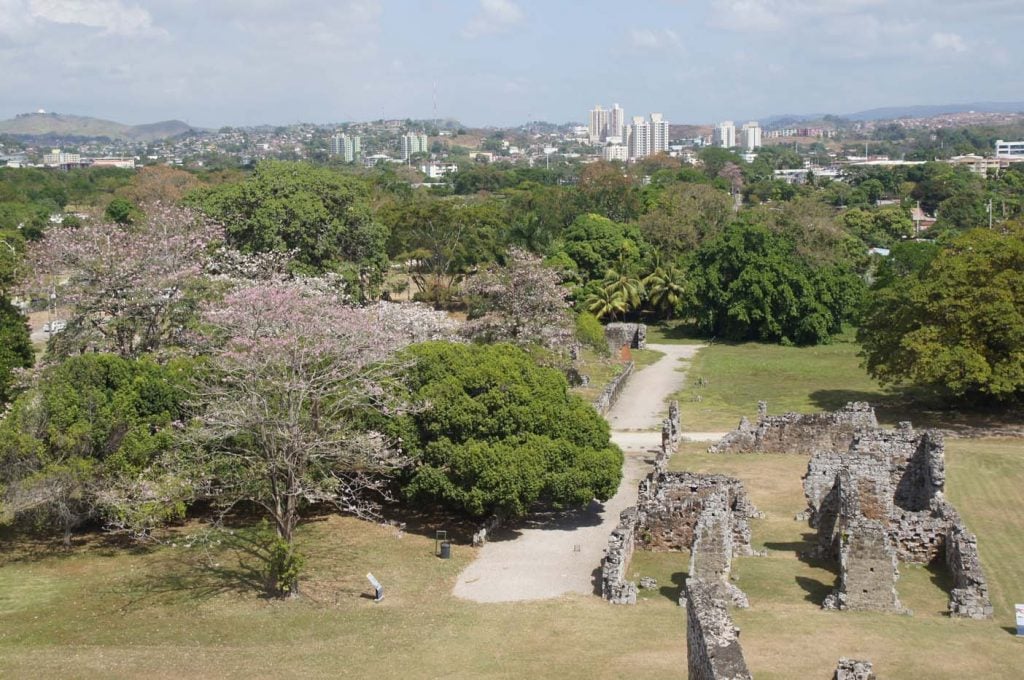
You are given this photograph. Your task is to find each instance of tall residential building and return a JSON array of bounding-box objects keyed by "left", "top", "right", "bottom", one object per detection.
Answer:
[
  {"left": 608, "top": 103, "right": 625, "bottom": 141},
  {"left": 741, "top": 121, "right": 762, "bottom": 151},
  {"left": 650, "top": 113, "right": 670, "bottom": 155},
  {"left": 628, "top": 116, "right": 651, "bottom": 159},
  {"left": 714, "top": 121, "right": 736, "bottom": 148},
  {"left": 400, "top": 132, "right": 429, "bottom": 160},
  {"left": 589, "top": 105, "right": 609, "bottom": 142},
  {"left": 330, "top": 134, "right": 361, "bottom": 162}
]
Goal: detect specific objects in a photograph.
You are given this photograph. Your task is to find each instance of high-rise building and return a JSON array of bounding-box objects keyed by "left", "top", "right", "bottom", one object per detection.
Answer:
[
  {"left": 589, "top": 105, "right": 609, "bottom": 143},
  {"left": 628, "top": 116, "right": 651, "bottom": 159},
  {"left": 608, "top": 103, "right": 625, "bottom": 141},
  {"left": 741, "top": 121, "right": 762, "bottom": 151},
  {"left": 714, "top": 121, "right": 736, "bottom": 148},
  {"left": 401, "top": 132, "right": 429, "bottom": 160},
  {"left": 330, "top": 134, "right": 361, "bottom": 162},
  {"left": 42, "top": 148, "right": 81, "bottom": 166},
  {"left": 650, "top": 113, "right": 670, "bottom": 155}
]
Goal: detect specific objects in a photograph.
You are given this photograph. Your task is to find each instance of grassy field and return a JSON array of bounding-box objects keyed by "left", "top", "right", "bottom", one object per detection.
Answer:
[{"left": 2, "top": 335, "right": 1023, "bottom": 678}]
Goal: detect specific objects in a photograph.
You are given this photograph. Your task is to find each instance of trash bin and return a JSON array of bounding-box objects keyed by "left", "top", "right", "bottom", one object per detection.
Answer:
[{"left": 439, "top": 541, "right": 452, "bottom": 559}]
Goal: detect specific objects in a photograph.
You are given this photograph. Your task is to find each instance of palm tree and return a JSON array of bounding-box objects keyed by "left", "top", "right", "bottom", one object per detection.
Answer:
[
  {"left": 584, "top": 285, "right": 628, "bottom": 321},
  {"left": 643, "top": 264, "right": 689, "bottom": 320},
  {"left": 600, "top": 267, "right": 643, "bottom": 312}
]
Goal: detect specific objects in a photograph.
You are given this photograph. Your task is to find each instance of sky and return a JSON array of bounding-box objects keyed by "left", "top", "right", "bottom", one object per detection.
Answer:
[{"left": 0, "top": 0, "right": 1022, "bottom": 128}]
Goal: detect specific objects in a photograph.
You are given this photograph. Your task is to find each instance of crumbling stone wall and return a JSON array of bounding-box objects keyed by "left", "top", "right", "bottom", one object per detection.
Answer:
[
  {"left": 636, "top": 471, "right": 756, "bottom": 556},
  {"left": 685, "top": 579, "right": 753, "bottom": 680},
  {"left": 834, "top": 658, "right": 876, "bottom": 680},
  {"left": 945, "top": 513, "right": 995, "bottom": 620},
  {"left": 823, "top": 517, "right": 906, "bottom": 613},
  {"left": 601, "top": 508, "right": 638, "bottom": 605},
  {"left": 690, "top": 492, "right": 749, "bottom": 607},
  {"left": 792, "top": 404, "right": 992, "bottom": 619},
  {"left": 603, "top": 322, "right": 646, "bottom": 353},
  {"left": 710, "top": 401, "right": 877, "bottom": 455},
  {"left": 600, "top": 471, "right": 758, "bottom": 605},
  {"left": 593, "top": 361, "right": 634, "bottom": 416}
]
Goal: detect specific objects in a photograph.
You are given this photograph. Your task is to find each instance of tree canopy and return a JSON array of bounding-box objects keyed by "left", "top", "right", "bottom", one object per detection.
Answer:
[
  {"left": 858, "top": 226, "right": 1024, "bottom": 401},
  {"left": 394, "top": 342, "right": 622, "bottom": 519}
]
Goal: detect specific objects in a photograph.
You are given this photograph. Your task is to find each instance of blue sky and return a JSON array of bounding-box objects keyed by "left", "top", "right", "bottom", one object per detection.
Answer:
[{"left": 0, "top": 0, "right": 1021, "bottom": 127}]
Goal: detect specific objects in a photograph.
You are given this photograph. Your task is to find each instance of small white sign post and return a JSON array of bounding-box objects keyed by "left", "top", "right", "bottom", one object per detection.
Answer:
[
  {"left": 1015, "top": 603, "right": 1024, "bottom": 636},
  {"left": 367, "top": 572, "right": 383, "bottom": 602}
]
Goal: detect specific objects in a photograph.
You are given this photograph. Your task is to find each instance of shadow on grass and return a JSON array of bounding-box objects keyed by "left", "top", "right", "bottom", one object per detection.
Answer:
[
  {"left": 657, "top": 571, "right": 688, "bottom": 603},
  {"left": 114, "top": 531, "right": 271, "bottom": 610},
  {"left": 809, "top": 389, "right": 1024, "bottom": 434},
  {"left": 795, "top": 575, "right": 834, "bottom": 606}
]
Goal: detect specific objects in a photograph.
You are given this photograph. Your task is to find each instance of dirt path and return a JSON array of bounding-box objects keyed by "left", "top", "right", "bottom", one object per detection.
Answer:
[{"left": 452, "top": 343, "right": 705, "bottom": 603}]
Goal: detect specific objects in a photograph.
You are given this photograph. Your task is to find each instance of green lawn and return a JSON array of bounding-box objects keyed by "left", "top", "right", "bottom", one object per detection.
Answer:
[{"left": 3, "top": 333, "right": 1023, "bottom": 678}]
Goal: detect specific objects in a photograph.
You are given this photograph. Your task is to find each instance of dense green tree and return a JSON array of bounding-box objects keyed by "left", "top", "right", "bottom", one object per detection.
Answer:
[
  {"left": 104, "top": 197, "right": 140, "bottom": 225},
  {"left": 0, "top": 297, "right": 32, "bottom": 406},
  {"left": 192, "top": 161, "right": 389, "bottom": 298},
  {"left": 574, "top": 161, "right": 641, "bottom": 222},
  {"left": 556, "top": 213, "right": 648, "bottom": 283},
  {"left": 858, "top": 226, "right": 1024, "bottom": 401},
  {"left": 635, "top": 184, "right": 732, "bottom": 257},
  {"left": 689, "top": 222, "right": 861, "bottom": 345},
  {"left": 395, "top": 342, "right": 622, "bottom": 519},
  {"left": 0, "top": 354, "right": 193, "bottom": 544}
]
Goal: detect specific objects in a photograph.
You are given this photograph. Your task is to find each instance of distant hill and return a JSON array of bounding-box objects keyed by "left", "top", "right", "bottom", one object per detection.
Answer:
[
  {"left": 0, "top": 112, "right": 194, "bottom": 142},
  {"left": 844, "top": 101, "right": 1024, "bottom": 121},
  {"left": 761, "top": 102, "right": 1024, "bottom": 125}
]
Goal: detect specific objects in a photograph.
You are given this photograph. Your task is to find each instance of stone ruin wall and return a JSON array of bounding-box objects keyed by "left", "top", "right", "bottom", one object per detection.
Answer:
[
  {"left": 710, "top": 401, "right": 878, "bottom": 455},
  {"left": 601, "top": 471, "right": 757, "bottom": 606},
  {"left": 789, "top": 406, "right": 993, "bottom": 619},
  {"left": 834, "top": 658, "right": 876, "bottom": 680},
  {"left": 636, "top": 471, "right": 756, "bottom": 556},
  {"left": 685, "top": 578, "right": 753, "bottom": 680},
  {"left": 593, "top": 361, "right": 634, "bottom": 416},
  {"left": 603, "top": 322, "right": 647, "bottom": 354},
  {"left": 601, "top": 508, "right": 639, "bottom": 605}
]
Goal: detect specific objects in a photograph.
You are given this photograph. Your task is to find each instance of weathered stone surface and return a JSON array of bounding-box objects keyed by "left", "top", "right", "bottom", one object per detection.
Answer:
[
  {"left": 690, "top": 491, "right": 749, "bottom": 608},
  {"left": 639, "top": 576, "right": 658, "bottom": 589},
  {"left": 637, "top": 471, "right": 756, "bottom": 556},
  {"left": 685, "top": 579, "right": 753, "bottom": 680},
  {"left": 834, "top": 658, "right": 876, "bottom": 680},
  {"left": 710, "top": 401, "right": 878, "bottom": 455},
  {"left": 823, "top": 516, "right": 906, "bottom": 614},
  {"left": 793, "top": 404, "right": 992, "bottom": 619},
  {"left": 945, "top": 513, "right": 995, "bottom": 620},
  {"left": 593, "top": 361, "right": 634, "bottom": 416},
  {"left": 604, "top": 322, "right": 647, "bottom": 353},
  {"left": 601, "top": 508, "right": 638, "bottom": 604}
]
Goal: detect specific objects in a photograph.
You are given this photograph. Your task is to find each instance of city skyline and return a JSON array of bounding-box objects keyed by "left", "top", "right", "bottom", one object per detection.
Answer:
[{"left": 1, "top": 1, "right": 1022, "bottom": 128}]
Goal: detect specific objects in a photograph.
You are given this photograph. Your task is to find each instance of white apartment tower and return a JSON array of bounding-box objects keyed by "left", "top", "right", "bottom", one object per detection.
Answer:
[
  {"left": 741, "top": 121, "right": 762, "bottom": 151},
  {"left": 330, "top": 134, "right": 361, "bottom": 162},
  {"left": 628, "top": 116, "right": 652, "bottom": 159},
  {"left": 714, "top": 121, "right": 736, "bottom": 148},
  {"left": 650, "top": 113, "right": 669, "bottom": 154},
  {"left": 608, "top": 103, "right": 625, "bottom": 141},
  {"left": 401, "top": 132, "right": 429, "bottom": 160},
  {"left": 589, "top": 105, "right": 609, "bottom": 143}
]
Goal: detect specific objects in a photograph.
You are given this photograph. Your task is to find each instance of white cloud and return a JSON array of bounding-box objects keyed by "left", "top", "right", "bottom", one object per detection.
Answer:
[
  {"left": 462, "top": 0, "right": 524, "bottom": 39},
  {"left": 709, "top": 0, "right": 784, "bottom": 32},
  {"left": 929, "top": 31, "right": 967, "bottom": 53},
  {"left": 29, "top": 0, "right": 160, "bottom": 36},
  {"left": 629, "top": 28, "right": 682, "bottom": 51}
]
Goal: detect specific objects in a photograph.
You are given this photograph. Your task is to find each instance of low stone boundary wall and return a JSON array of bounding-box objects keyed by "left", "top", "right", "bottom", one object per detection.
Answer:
[
  {"left": 834, "top": 658, "right": 876, "bottom": 680},
  {"left": 593, "top": 361, "right": 634, "bottom": 416},
  {"left": 600, "top": 508, "right": 638, "bottom": 604},
  {"left": 685, "top": 579, "right": 753, "bottom": 680}
]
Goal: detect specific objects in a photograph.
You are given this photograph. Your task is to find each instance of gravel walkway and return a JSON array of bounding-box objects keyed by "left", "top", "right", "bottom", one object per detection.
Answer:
[{"left": 452, "top": 343, "right": 705, "bottom": 603}]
